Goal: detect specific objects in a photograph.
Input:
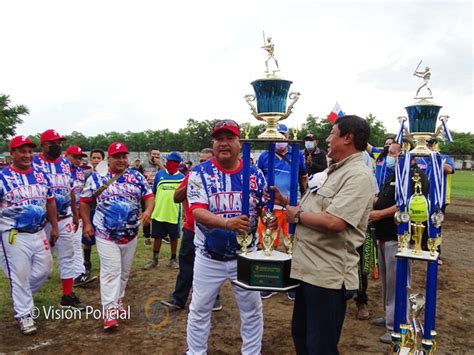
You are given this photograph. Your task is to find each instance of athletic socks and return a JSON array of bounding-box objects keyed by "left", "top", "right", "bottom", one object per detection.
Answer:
[
  {"left": 84, "top": 248, "right": 91, "bottom": 262},
  {"left": 153, "top": 252, "right": 160, "bottom": 261},
  {"left": 62, "top": 278, "right": 74, "bottom": 295}
]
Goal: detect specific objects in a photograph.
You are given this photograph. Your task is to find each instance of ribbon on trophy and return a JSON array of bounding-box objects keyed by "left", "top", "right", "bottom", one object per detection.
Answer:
[
  {"left": 439, "top": 116, "right": 453, "bottom": 143},
  {"left": 395, "top": 117, "right": 406, "bottom": 144},
  {"left": 395, "top": 151, "right": 412, "bottom": 231},
  {"left": 428, "top": 151, "right": 445, "bottom": 234}
]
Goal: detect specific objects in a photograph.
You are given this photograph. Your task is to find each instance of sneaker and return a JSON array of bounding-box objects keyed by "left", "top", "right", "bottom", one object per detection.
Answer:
[
  {"left": 370, "top": 316, "right": 386, "bottom": 327},
  {"left": 380, "top": 332, "right": 392, "bottom": 344},
  {"left": 160, "top": 299, "right": 184, "bottom": 310},
  {"left": 60, "top": 293, "right": 87, "bottom": 311},
  {"left": 103, "top": 307, "right": 119, "bottom": 330},
  {"left": 144, "top": 237, "right": 152, "bottom": 246},
  {"left": 260, "top": 291, "right": 277, "bottom": 300},
  {"left": 212, "top": 298, "right": 223, "bottom": 312},
  {"left": 117, "top": 298, "right": 128, "bottom": 318},
  {"left": 18, "top": 315, "right": 37, "bottom": 335},
  {"left": 287, "top": 290, "right": 296, "bottom": 301},
  {"left": 74, "top": 273, "right": 98, "bottom": 287},
  {"left": 357, "top": 302, "right": 370, "bottom": 320},
  {"left": 163, "top": 236, "right": 171, "bottom": 244},
  {"left": 144, "top": 259, "right": 158, "bottom": 270},
  {"left": 169, "top": 258, "right": 179, "bottom": 269}
]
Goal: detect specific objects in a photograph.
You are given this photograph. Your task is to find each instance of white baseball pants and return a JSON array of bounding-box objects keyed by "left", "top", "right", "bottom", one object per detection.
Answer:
[
  {"left": 0, "top": 229, "right": 53, "bottom": 318},
  {"left": 96, "top": 236, "right": 137, "bottom": 309},
  {"left": 45, "top": 217, "right": 75, "bottom": 279},
  {"left": 186, "top": 252, "right": 263, "bottom": 355},
  {"left": 72, "top": 220, "right": 85, "bottom": 278}
]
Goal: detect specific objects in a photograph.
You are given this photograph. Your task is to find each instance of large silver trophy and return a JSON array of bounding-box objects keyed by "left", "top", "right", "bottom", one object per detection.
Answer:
[{"left": 233, "top": 33, "right": 300, "bottom": 292}]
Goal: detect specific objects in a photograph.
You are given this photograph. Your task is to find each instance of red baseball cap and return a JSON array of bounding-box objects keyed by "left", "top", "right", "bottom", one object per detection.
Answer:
[
  {"left": 9, "top": 135, "right": 37, "bottom": 150},
  {"left": 211, "top": 119, "right": 241, "bottom": 138},
  {"left": 66, "top": 145, "right": 87, "bottom": 157},
  {"left": 108, "top": 142, "right": 129, "bottom": 156},
  {"left": 40, "top": 129, "right": 66, "bottom": 143}
]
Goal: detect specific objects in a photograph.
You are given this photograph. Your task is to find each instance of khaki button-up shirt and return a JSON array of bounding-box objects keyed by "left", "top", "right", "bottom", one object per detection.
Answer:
[{"left": 290, "top": 152, "right": 375, "bottom": 290}]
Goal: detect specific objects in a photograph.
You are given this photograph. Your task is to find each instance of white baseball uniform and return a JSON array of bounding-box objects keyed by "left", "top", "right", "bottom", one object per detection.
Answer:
[
  {"left": 186, "top": 159, "right": 266, "bottom": 355},
  {"left": 80, "top": 168, "right": 153, "bottom": 310},
  {"left": 33, "top": 154, "right": 76, "bottom": 280},
  {"left": 0, "top": 165, "right": 54, "bottom": 318},
  {"left": 71, "top": 166, "right": 86, "bottom": 277}
]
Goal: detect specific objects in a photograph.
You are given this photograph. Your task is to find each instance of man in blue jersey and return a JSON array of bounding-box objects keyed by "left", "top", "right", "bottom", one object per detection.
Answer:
[
  {"left": 33, "top": 129, "right": 86, "bottom": 310},
  {"left": 144, "top": 152, "right": 185, "bottom": 270},
  {"left": 0, "top": 136, "right": 58, "bottom": 335},
  {"left": 185, "top": 119, "right": 275, "bottom": 354},
  {"left": 256, "top": 123, "right": 308, "bottom": 300}
]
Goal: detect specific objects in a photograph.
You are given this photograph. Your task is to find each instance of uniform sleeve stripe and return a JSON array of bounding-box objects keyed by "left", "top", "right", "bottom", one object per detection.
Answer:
[
  {"left": 189, "top": 203, "right": 208, "bottom": 212},
  {"left": 142, "top": 193, "right": 154, "bottom": 200},
  {"left": 80, "top": 197, "right": 94, "bottom": 203}
]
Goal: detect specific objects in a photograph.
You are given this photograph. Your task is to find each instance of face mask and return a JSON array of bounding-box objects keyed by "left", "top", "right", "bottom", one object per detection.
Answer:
[
  {"left": 305, "top": 141, "right": 315, "bottom": 150},
  {"left": 386, "top": 155, "right": 396, "bottom": 169},
  {"left": 275, "top": 142, "right": 288, "bottom": 152},
  {"left": 165, "top": 161, "right": 179, "bottom": 174},
  {"left": 47, "top": 145, "right": 62, "bottom": 159}
]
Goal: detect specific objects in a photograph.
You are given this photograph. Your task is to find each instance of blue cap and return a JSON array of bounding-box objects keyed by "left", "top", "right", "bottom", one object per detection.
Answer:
[
  {"left": 278, "top": 124, "right": 289, "bottom": 133},
  {"left": 166, "top": 152, "right": 182, "bottom": 162}
]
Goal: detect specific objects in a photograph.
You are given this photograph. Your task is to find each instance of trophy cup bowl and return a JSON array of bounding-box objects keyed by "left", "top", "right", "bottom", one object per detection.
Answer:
[{"left": 406, "top": 99, "right": 442, "bottom": 156}]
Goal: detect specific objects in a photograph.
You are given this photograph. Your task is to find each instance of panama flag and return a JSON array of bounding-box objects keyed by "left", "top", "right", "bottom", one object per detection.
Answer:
[{"left": 327, "top": 102, "right": 344, "bottom": 124}]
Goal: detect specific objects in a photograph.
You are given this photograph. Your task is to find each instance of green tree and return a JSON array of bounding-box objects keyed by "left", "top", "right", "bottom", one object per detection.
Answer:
[{"left": 0, "top": 94, "right": 29, "bottom": 140}]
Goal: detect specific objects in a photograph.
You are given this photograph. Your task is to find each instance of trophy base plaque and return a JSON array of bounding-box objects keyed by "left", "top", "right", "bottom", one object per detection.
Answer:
[
  {"left": 396, "top": 249, "right": 439, "bottom": 262},
  {"left": 232, "top": 250, "right": 299, "bottom": 292}
]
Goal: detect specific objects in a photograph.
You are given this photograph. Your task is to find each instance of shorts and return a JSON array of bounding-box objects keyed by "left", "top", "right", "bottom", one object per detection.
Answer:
[{"left": 151, "top": 220, "right": 180, "bottom": 240}]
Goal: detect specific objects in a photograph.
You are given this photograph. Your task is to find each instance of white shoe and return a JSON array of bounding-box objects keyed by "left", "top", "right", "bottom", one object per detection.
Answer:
[{"left": 18, "top": 315, "right": 37, "bottom": 335}]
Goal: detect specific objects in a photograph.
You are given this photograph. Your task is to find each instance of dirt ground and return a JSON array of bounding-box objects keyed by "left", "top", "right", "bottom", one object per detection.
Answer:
[{"left": 1, "top": 198, "right": 473, "bottom": 354}]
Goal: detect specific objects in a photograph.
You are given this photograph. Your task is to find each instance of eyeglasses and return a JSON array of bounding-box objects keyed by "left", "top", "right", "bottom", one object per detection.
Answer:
[{"left": 213, "top": 119, "right": 240, "bottom": 130}]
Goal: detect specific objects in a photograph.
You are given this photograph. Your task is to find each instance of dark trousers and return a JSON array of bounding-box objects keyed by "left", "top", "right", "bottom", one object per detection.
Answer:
[
  {"left": 172, "top": 228, "right": 195, "bottom": 307},
  {"left": 354, "top": 244, "right": 368, "bottom": 304},
  {"left": 292, "top": 282, "right": 347, "bottom": 355}
]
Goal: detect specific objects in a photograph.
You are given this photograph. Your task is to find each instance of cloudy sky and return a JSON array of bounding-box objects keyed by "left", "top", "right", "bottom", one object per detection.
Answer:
[{"left": 1, "top": 0, "right": 472, "bottom": 138}]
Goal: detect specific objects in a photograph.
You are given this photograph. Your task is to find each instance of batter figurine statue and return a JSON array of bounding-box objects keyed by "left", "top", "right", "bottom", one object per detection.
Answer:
[
  {"left": 414, "top": 66, "right": 433, "bottom": 98},
  {"left": 262, "top": 34, "right": 280, "bottom": 74}
]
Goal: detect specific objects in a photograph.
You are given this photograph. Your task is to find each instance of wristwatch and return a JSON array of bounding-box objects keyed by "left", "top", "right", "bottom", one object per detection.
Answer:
[{"left": 294, "top": 210, "right": 303, "bottom": 224}]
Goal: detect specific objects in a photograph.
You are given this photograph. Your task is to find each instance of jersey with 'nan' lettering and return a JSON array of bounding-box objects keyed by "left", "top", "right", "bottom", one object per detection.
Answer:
[
  {"left": 187, "top": 158, "right": 267, "bottom": 259},
  {"left": 80, "top": 168, "right": 153, "bottom": 244},
  {"left": 33, "top": 154, "right": 74, "bottom": 218},
  {"left": 0, "top": 165, "right": 54, "bottom": 233},
  {"left": 71, "top": 166, "right": 86, "bottom": 209}
]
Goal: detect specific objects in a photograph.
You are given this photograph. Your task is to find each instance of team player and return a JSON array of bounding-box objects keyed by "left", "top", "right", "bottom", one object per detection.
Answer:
[
  {"left": 33, "top": 129, "right": 86, "bottom": 309},
  {"left": 186, "top": 120, "right": 274, "bottom": 354},
  {"left": 0, "top": 136, "right": 58, "bottom": 335},
  {"left": 144, "top": 152, "right": 184, "bottom": 270},
  {"left": 65, "top": 145, "right": 97, "bottom": 286},
  {"left": 80, "top": 142, "right": 154, "bottom": 330}
]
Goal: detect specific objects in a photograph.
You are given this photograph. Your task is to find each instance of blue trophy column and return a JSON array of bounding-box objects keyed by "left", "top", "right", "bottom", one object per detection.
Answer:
[
  {"left": 241, "top": 142, "right": 251, "bottom": 216},
  {"left": 289, "top": 142, "right": 299, "bottom": 234},
  {"left": 267, "top": 143, "right": 276, "bottom": 212}
]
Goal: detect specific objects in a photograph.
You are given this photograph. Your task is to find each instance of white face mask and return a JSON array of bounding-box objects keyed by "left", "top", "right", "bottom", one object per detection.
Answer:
[
  {"left": 305, "top": 141, "right": 315, "bottom": 150},
  {"left": 275, "top": 142, "right": 288, "bottom": 152}
]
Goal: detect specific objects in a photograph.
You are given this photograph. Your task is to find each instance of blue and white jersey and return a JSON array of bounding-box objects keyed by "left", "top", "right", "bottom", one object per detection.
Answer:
[
  {"left": 187, "top": 158, "right": 267, "bottom": 258},
  {"left": 71, "top": 166, "right": 86, "bottom": 209},
  {"left": 257, "top": 146, "right": 307, "bottom": 206},
  {"left": 33, "top": 154, "right": 74, "bottom": 218},
  {"left": 0, "top": 165, "right": 53, "bottom": 233},
  {"left": 80, "top": 168, "right": 153, "bottom": 244},
  {"left": 416, "top": 154, "right": 455, "bottom": 202}
]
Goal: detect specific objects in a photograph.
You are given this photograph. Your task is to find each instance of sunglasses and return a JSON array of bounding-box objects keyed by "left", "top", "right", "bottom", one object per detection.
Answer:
[{"left": 213, "top": 119, "right": 240, "bottom": 130}]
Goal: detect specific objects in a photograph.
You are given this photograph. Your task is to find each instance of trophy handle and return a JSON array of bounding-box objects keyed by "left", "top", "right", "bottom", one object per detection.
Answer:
[
  {"left": 244, "top": 94, "right": 261, "bottom": 120},
  {"left": 280, "top": 92, "right": 301, "bottom": 120}
]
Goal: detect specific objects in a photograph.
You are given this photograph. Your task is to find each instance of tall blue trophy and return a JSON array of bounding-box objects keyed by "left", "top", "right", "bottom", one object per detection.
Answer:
[
  {"left": 232, "top": 34, "right": 301, "bottom": 292},
  {"left": 391, "top": 62, "right": 453, "bottom": 354}
]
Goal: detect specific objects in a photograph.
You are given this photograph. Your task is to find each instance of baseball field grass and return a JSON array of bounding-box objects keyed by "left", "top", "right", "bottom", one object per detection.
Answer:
[
  {"left": 0, "top": 233, "right": 171, "bottom": 319},
  {"left": 451, "top": 170, "right": 474, "bottom": 199}
]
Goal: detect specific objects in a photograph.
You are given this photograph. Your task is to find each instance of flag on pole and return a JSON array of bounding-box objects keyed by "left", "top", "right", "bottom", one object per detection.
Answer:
[{"left": 327, "top": 102, "right": 344, "bottom": 124}]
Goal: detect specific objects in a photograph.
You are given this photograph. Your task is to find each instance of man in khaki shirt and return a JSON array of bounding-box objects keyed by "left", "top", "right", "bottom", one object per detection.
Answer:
[{"left": 272, "top": 115, "right": 375, "bottom": 354}]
